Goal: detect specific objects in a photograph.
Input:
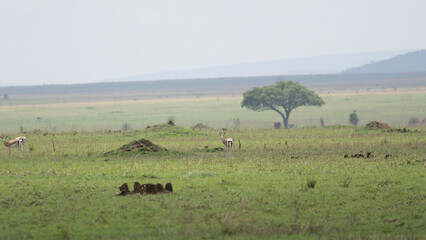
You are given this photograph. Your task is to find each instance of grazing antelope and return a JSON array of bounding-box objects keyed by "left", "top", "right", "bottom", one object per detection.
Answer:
[
  {"left": 219, "top": 129, "right": 233, "bottom": 158},
  {"left": 1, "top": 134, "right": 26, "bottom": 156}
]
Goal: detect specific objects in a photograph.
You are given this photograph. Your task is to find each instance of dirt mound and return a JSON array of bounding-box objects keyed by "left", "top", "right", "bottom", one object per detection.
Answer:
[
  {"left": 104, "top": 138, "right": 167, "bottom": 155},
  {"left": 146, "top": 121, "right": 175, "bottom": 129},
  {"left": 145, "top": 123, "right": 176, "bottom": 131},
  {"left": 144, "top": 123, "right": 201, "bottom": 137},
  {"left": 118, "top": 139, "right": 167, "bottom": 152},
  {"left": 365, "top": 121, "right": 390, "bottom": 129},
  {"left": 191, "top": 123, "right": 212, "bottom": 130}
]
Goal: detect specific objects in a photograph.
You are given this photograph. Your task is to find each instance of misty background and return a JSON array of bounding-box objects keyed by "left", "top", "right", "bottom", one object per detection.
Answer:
[{"left": 1, "top": 0, "right": 425, "bottom": 87}]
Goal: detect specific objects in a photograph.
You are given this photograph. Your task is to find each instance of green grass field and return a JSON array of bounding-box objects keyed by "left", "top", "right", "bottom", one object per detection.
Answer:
[
  {"left": 0, "top": 124, "right": 425, "bottom": 239},
  {"left": 0, "top": 90, "right": 425, "bottom": 239},
  {"left": 0, "top": 91, "right": 425, "bottom": 133}
]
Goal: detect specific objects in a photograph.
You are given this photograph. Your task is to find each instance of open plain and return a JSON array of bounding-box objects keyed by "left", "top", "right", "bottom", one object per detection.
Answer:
[
  {"left": 0, "top": 89, "right": 425, "bottom": 239},
  {"left": 0, "top": 90, "right": 425, "bottom": 132}
]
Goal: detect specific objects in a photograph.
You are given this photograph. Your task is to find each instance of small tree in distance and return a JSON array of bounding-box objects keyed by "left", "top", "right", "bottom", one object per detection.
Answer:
[
  {"left": 320, "top": 117, "right": 325, "bottom": 127},
  {"left": 241, "top": 81, "right": 324, "bottom": 129},
  {"left": 408, "top": 117, "right": 419, "bottom": 126},
  {"left": 349, "top": 110, "right": 359, "bottom": 126}
]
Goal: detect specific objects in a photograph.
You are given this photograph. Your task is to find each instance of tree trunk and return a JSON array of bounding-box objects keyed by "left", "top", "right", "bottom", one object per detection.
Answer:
[
  {"left": 271, "top": 107, "right": 291, "bottom": 129},
  {"left": 283, "top": 118, "right": 288, "bottom": 129},
  {"left": 282, "top": 110, "right": 291, "bottom": 129}
]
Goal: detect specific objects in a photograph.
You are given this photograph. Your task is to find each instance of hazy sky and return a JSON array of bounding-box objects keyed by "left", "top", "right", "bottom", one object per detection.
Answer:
[{"left": 0, "top": 0, "right": 425, "bottom": 86}]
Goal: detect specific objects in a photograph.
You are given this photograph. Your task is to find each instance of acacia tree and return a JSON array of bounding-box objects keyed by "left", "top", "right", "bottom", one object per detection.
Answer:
[{"left": 241, "top": 81, "right": 324, "bottom": 128}]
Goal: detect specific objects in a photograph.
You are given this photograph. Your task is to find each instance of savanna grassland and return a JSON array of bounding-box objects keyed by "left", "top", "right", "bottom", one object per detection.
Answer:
[
  {"left": 0, "top": 90, "right": 425, "bottom": 133},
  {"left": 0, "top": 89, "right": 425, "bottom": 239},
  {"left": 0, "top": 124, "right": 425, "bottom": 239}
]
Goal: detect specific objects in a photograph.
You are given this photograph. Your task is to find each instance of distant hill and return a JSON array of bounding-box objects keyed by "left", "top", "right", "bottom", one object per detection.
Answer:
[
  {"left": 108, "top": 51, "right": 403, "bottom": 82},
  {"left": 344, "top": 50, "right": 426, "bottom": 74},
  {"left": 1, "top": 72, "right": 425, "bottom": 96},
  {"left": 1, "top": 72, "right": 425, "bottom": 105}
]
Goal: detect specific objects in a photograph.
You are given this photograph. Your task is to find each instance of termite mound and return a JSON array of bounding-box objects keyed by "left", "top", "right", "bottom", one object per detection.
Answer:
[
  {"left": 104, "top": 138, "right": 168, "bottom": 156},
  {"left": 365, "top": 121, "right": 390, "bottom": 129}
]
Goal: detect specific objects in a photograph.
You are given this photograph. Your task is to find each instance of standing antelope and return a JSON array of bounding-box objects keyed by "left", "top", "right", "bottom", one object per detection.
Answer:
[
  {"left": 1, "top": 134, "right": 26, "bottom": 156},
  {"left": 15, "top": 136, "right": 26, "bottom": 148},
  {"left": 219, "top": 129, "right": 233, "bottom": 158}
]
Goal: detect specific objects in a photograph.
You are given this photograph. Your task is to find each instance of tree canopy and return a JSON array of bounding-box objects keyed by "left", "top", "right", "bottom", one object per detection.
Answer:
[{"left": 241, "top": 81, "right": 324, "bottom": 128}]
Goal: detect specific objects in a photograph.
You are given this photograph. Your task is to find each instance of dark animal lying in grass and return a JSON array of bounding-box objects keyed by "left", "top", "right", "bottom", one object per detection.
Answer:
[
  {"left": 117, "top": 183, "right": 131, "bottom": 196},
  {"left": 165, "top": 183, "right": 173, "bottom": 192},
  {"left": 117, "top": 182, "right": 173, "bottom": 196}
]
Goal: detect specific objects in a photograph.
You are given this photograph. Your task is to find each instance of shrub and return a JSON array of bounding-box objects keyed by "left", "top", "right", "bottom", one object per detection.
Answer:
[
  {"left": 274, "top": 122, "right": 281, "bottom": 129},
  {"left": 121, "top": 123, "right": 132, "bottom": 132},
  {"left": 408, "top": 117, "right": 420, "bottom": 126},
  {"left": 320, "top": 117, "right": 325, "bottom": 127},
  {"left": 349, "top": 110, "right": 359, "bottom": 126},
  {"left": 233, "top": 118, "right": 240, "bottom": 129}
]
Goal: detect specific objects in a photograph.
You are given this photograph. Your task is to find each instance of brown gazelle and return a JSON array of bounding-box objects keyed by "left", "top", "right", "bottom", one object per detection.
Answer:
[
  {"left": 1, "top": 134, "right": 26, "bottom": 156},
  {"left": 219, "top": 129, "right": 233, "bottom": 158}
]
